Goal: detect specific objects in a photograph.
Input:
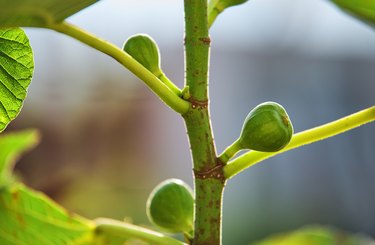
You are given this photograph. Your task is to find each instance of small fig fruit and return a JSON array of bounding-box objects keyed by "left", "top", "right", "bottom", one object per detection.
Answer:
[
  {"left": 123, "top": 34, "right": 162, "bottom": 77},
  {"left": 239, "top": 102, "right": 293, "bottom": 152},
  {"left": 146, "top": 178, "right": 194, "bottom": 234},
  {"left": 123, "top": 34, "right": 182, "bottom": 95}
]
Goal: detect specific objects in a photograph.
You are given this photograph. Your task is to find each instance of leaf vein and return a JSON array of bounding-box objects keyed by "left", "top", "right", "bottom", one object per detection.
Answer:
[
  {"left": 0, "top": 100, "right": 11, "bottom": 121},
  {"left": 3, "top": 204, "right": 91, "bottom": 232},
  {"left": 0, "top": 65, "right": 27, "bottom": 100},
  {"left": 0, "top": 227, "right": 28, "bottom": 245},
  {"left": 0, "top": 51, "right": 32, "bottom": 72},
  {"left": 0, "top": 36, "right": 28, "bottom": 47}
]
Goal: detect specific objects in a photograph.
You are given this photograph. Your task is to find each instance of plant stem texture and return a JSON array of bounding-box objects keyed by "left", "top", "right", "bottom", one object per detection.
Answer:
[{"left": 183, "top": 1, "right": 225, "bottom": 244}]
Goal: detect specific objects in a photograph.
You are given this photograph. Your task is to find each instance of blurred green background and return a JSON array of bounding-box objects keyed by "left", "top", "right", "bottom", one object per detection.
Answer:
[{"left": 7, "top": 0, "right": 375, "bottom": 244}]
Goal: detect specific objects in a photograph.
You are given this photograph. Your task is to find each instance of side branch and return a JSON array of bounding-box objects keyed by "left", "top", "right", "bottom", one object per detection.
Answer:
[
  {"left": 50, "top": 21, "right": 190, "bottom": 114},
  {"left": 224, "top": 106, "right": 375, "bottom": 179},
  {"left": 95, "top": 218, "right": 187, "bottom": 245}
]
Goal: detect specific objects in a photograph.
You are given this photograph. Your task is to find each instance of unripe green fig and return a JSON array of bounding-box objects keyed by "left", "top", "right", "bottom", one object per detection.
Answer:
[
  {"left": 146, "top": 179, "right": 194, "bottom": 234},
  {"left": 123, "top": 34, "right": 162, "bottom": 76},
  {"left": 239, "top": 102, "right": 293, "bottom": 152},
  {"left": 123, "top": 34, "right": 182, "bottom": 96}
]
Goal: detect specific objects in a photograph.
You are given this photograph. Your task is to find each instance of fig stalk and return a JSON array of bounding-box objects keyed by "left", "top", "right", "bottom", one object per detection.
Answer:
[
  {"left": 158, "top": 73, "right": 182, "bottom": 96},
  {"left": 218, "top": 139, "right": 242, "bottom": 163}
]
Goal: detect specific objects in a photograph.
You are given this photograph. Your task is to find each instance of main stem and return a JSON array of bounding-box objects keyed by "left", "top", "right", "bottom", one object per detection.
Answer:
[{"left": 183, "top": 1, "right": 225, "bottom": 245}]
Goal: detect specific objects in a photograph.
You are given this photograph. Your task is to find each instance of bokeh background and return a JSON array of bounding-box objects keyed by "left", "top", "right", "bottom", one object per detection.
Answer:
[{"left": 7, "top": 0, "right": 375, "bottom": 244}]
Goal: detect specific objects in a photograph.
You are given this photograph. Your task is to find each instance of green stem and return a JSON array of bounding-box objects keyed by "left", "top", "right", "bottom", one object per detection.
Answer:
[
  {"left": 49, "top": 21, "right": 189, "bottom": 114},
  {"left": 184, "top": 0, "right": 211, "bottom": 101},
  {"left": 218, "top": 139, "right": 242, "bottom": 163},
  {"left": 183, "top": 108, "right": 224, "bottom": 245},
  {"left": 224, "top": 106, "right": 375, "bottom": 179},
  {"left": 183, "top": 1, "right": 225, "bottom": 245},
  {"left": 95, "top": 218, "right": 186, "bottom": 245},
  {"left": 158, "top": 73, "right": 182, "bottom": 96}
]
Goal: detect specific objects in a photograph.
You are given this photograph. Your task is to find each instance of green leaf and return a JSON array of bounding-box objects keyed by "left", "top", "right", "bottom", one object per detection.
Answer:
[
  {"left": 0, "top": 183, "right": 95, "bottom": 245},
  {"left": 0, "top": 0, "right": 100, "bottom": 28},
  {"left": 252, "top": 226, "right": 374, "bottom": 245},
  {"left": 332, "top": 0, "right": 375, "bottom": 27},
  {"left": 0, "top": 130, "right": 125, "bottom": 245},
  {"left": 0, "top": 129, "right": 40, "bottom": 185},
  {"left": 0, "top": 28, "right": 34, "bottom": 132}
]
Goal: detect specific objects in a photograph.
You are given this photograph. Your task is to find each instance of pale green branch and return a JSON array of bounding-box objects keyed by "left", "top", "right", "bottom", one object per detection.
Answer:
[
  {"left": 95, "top": 218, "right": 187, "bottom": 245},
  {"left": 224, "top": 106, "right": 375, "bottom": 179},
  {"left": 49, "top": 21, "right": 190, "bottom": 114}
]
